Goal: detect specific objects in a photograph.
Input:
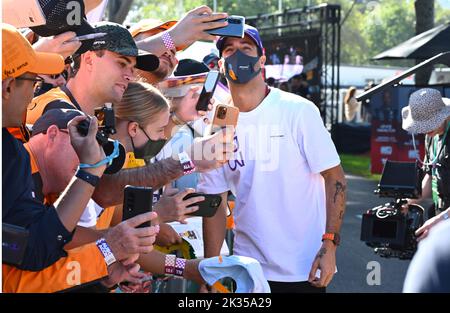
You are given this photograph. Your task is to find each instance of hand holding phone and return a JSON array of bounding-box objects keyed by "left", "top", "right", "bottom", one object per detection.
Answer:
[
  {"left": 205, "top": 15, "right": 245, "bottom": 38},
  {"left": 210, "top": 104, "right": 239, "bottom": 135},
  {"left": 196, "top": 70, "right": 220, "bottom": 111},
  {"left": 183, "top": 193, "right": 223, "bottom": 217},
  {"left": 122, "top": 185, "right": 153, "bottom": 228}
]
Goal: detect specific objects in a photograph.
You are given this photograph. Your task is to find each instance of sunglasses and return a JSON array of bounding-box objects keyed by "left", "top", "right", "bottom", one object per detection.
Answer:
[
  {"left": 49, "top": 70, "right": 69, "bottom": 80},
  {"left": 15, "top": 76, "right": 45, "bottom": 90}
]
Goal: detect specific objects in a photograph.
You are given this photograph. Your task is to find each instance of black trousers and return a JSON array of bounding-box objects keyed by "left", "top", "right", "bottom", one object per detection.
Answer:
[{"left": 268, "top": 281, "right": 326, "bottom": 293}]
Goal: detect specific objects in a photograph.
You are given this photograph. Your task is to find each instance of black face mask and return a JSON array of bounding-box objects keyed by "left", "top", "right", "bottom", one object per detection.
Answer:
[
  {"left": 224, "top": 49, "right": 261, "bottom": 84},
  {"left": 130, "top": 126, "right": 166, "bottom": 160}
]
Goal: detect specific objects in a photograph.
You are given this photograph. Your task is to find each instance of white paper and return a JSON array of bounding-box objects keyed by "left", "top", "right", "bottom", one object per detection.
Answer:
[{"left": 168, "top": 216, "right": 229, "bottom": 258}]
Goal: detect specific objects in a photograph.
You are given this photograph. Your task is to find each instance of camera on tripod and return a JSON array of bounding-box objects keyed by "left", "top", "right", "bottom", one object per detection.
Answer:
[
  {"left": 360, "top": 160, "right": 425, "bottom": 259},
  {"left": 76, "top": 103, "right": 125, "bottom": 174}
]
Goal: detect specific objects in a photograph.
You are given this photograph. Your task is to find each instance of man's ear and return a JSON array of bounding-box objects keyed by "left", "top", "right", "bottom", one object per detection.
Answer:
[
  {"left": 218, "top": 58, "right": 225, "bottom": 74},
  {"left": 82, "top": 52, "right": 94, "bottom": 71},
  {"left": 46, "top": 125, "right": 59, "bottom": 142},
  {"left": 259, "top": 55, "right": 266, "bottom": 69},
  {"left": 127, "top": 121, "right": 139, "bottom": 138},
  {"left": 2, "top": 78, "right": 15, "bottom": 100}
]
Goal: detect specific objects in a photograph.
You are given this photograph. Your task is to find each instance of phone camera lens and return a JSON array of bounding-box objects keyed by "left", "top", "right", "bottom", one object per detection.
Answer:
[{"left": 217, "top": 107, "right": 227, "bottom": 120}]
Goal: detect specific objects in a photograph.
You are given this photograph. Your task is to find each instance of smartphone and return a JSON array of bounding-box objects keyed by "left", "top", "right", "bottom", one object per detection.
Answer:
[
  {"left": 122, "top": 185, "right": 153, "bottom": 228},
  {"left": 205, "top": 15, "right": 245, "bottom": 38},
  {"left": 183, "top": 193, "right": 223, "bottom": 217},
  {"left": 2, "top": 223, "right": 29, "bottom": 266},
  {"left": 210, "top": 104, "right": 240, "bottom": 134},
  {"left": 196, "top": 70, "right": 220, "bottom": 111}
]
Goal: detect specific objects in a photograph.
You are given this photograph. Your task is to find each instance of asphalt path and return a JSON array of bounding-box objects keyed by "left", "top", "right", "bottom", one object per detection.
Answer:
[{"left": 328, "top": 174, "right": 413, "bottom": 293}]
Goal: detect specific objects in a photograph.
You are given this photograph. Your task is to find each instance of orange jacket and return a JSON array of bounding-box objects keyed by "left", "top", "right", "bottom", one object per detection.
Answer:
[{"left": 2, "top": 145, "right": 108, "bottom": 293}]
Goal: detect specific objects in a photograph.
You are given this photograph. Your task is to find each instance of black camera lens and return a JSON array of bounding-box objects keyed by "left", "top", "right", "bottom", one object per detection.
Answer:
[{"left": 217, "top": 107, "right": 227, "bottom": 120}]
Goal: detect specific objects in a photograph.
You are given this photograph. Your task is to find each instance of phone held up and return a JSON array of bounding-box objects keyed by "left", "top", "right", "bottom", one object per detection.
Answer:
[
  {"left": 122, "top": 185, "right": 153, "bottom": 228},
  {"left": 196, "top": 70, "right": 220, "bottom": 111},
  {"left": 183, "top": 193, "right": 223, "bottom": 217},
  {"left": 205, "top": 15, "right": 245, "bottom": 38},
  {"left": 210, "top": 104, "right": 239, "bottom": 135}
]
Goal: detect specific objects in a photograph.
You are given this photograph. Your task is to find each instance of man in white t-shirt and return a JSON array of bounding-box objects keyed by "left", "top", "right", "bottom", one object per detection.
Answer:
[{"left": 199, "top": 25, "right": 347, "bottom": 293}]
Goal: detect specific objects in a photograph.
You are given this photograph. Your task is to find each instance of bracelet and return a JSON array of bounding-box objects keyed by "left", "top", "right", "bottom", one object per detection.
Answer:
[
  {"left": 178, "top": 151, "right": 196, "bottom": 175},
  {"left": 164, "top": 254, "right": 176, "bottom": 275},
  {"left": 96, "top": 238, "right": 117, "bottom": 266},
  {"left": 75, "top": 168, "right": 100, "bottom": 187},
  {"left": 170, "top": 112, "right": 185, "bottom": 126},
  {"left": 162, "top": 31, "right": 176, "bottom": 52}
]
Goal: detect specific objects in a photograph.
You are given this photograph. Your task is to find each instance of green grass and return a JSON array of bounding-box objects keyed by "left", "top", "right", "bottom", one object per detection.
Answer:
[{"left": 340, "top": 153, "right": 381, "bottom": 181}]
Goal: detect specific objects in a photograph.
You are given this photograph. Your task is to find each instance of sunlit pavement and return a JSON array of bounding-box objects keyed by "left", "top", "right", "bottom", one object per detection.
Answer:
[{"left": 328, "top": 174, "right": 411, "bottom": 293}]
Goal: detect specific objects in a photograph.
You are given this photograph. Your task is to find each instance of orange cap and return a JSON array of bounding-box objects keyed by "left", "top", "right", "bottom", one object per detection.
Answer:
[
  {"left": 130, "top": 19, "right": 187, "bottom": 51},
  {"left": 130, "top": 19, "right": 177, "bottom": 37},
  {"left": 2, "top": 23, "right": 65, "bottom": 80}
]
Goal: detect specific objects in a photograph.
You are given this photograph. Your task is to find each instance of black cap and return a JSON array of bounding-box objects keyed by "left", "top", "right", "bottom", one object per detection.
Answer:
[
  {"left": 30, "top": 0, "right": 95, "bottom": 54},
  {"left": 90, "top": 22, "right": 159, "bottom": 72},
  {"left": 32, "top": 108, "right": 84, "bottom": 136},
  {"left": 174, "top": 59, "right": 209, "bottom": 76}
]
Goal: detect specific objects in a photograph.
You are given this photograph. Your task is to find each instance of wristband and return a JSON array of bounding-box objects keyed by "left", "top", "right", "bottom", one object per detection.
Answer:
[
  {"left": 164, "top": 254, "right": 176, "bottom": 275},
  {"left": 162, "top": 31, "right": 176, "bottom": 52},
  {"left": 175, "top": 258, "right": 186, "bottom": 277},
  {"left": 75, "top": 168, "right": 100, "bottom": 187},
  {"left": 178, "top": 151, "right": 196, "bottom": 175},
  {"left": 96, "top": 238, "right": 117, "bottom": 266}
]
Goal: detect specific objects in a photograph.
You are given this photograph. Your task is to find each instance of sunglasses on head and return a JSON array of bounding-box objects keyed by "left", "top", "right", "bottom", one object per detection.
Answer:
[{"left": 49, "top": 70, "right": 69, "bottom": 80}]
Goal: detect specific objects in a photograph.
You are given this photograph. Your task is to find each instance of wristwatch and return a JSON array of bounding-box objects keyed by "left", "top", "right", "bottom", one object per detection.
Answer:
[
  {"left": 322, "top": 233, "right": 341, "bottom": 246},
  {"left": 75, "top": 168, "right": 100, "bottom": 187},
  {"left": 442, "top": 210, "right": 449, "bottom": 220}
]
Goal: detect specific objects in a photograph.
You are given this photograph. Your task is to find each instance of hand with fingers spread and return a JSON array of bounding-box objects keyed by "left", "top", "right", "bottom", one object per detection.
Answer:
[
  {"left": 154, "top": 187, "right": 203, "bottom": 223},
  {"left": 171, "top": 86, "right": 214, "bottom": 124},
  {"left": 33, "top": 31, "right": 82, "bottom": 59},
  {"left": 308, "top": 241, "right": 337, "bottom": 288},
  {"left": 169, "top": 6, "right": 228, "bottom": 49},
  {"left": 187, "top": 126, "right": 235, "bottom": 172},
  {"left": 104, "top": 211, "right": 160, "bottom": 262}
]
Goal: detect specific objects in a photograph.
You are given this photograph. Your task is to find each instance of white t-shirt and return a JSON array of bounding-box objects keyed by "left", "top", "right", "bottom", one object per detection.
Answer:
[
  {"left": 77, "top": 199, "right": 104, "bottom": 228},
  {"left": 198, "top": 87, "right": 340, "bottom": 282}
]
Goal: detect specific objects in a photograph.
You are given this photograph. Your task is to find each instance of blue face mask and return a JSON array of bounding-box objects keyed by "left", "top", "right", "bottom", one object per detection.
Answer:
[{"left": 224, "top": 49, "right": 261, "bottom": 84}]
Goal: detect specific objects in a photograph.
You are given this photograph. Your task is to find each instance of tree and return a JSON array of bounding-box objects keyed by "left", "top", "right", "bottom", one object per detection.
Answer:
[
  {"left": 107, "top": 0, "right": 134, "bottom": 23},
  {"left": 414, "top": 0, "right": 435, "bottom": 85}
]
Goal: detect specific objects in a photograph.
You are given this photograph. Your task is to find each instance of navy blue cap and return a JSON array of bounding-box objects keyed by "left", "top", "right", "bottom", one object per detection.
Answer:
[
  {"left": 216, "top": 24, "right": 264, "bottom": 57},
  {"left": 32, "top": 108, "right": 85, "bottom": 136}
]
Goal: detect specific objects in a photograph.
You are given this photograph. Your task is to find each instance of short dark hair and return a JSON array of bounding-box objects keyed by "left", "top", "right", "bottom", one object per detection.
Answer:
[{"left": 72, "top": 50, "right": 106, "bottom": 76}]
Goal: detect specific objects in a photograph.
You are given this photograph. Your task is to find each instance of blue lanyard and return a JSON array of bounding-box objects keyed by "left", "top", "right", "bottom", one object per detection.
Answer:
[{"left": 79, "top": 140, "right": 120, "bottom": 169}]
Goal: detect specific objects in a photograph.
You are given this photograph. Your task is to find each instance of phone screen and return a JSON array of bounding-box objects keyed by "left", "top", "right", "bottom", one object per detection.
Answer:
[
  {"left": 205, "top": 71, "right": 220, "bottom": 92},
  {"left": 196, "top": 71, "right": 220, "bottom": 111}
]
